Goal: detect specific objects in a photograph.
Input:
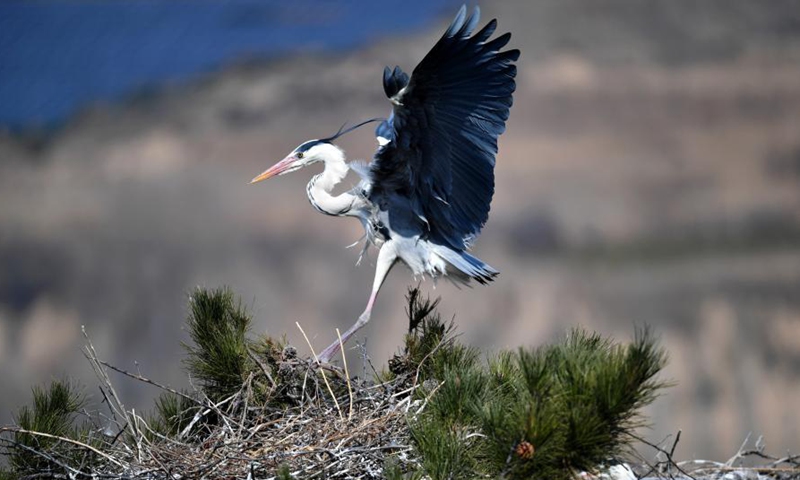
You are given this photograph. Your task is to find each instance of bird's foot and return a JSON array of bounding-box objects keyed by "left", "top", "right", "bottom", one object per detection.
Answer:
[
  {"left": 317, "top": 341, "right": 341, "bottom": 364},
  {"left": 317, "top": 311, "right": 371, "bottom": 363}
]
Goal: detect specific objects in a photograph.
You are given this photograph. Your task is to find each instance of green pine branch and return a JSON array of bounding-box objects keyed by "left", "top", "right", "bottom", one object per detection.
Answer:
[
  {"left": 182, "top": 287, "right": 255, "bottom": 401},
  {"left": 6, "top": 379, "right": 90, "bottom": 476},
  {"left": 395, "top": 289, "right": 669, "bottom": 480}
]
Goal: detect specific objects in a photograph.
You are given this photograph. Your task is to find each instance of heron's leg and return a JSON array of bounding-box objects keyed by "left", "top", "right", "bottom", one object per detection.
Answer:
[{"left": 318, "top": 244, "right": 397, "bottom": 363}]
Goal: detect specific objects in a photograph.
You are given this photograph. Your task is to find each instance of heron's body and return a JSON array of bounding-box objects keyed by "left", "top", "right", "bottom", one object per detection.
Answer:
[
  {"left": 251, "top": 6, "right": 518, "bottom": 361},
  {"left": 304, "top": 145, "right": 496, "bottom": 286}
]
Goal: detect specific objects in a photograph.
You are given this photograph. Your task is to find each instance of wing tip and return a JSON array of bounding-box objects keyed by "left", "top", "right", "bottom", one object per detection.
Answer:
[
  {"left": 462, "top": 6, "right": 481, "bottom": 37},
  {"left": 445, "top": 5, "right": 468, "bottom": 37},
  {"left": 446, "top": 4, "right": 485, "bottom": 38}
]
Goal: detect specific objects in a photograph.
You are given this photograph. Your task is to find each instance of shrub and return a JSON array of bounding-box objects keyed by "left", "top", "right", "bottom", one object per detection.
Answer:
[
  {"left": 7, "top": 379, "right": 89, "bottom": 476},
  {"left": 400, "top": 289, "right": 668, "bottom": 479}
]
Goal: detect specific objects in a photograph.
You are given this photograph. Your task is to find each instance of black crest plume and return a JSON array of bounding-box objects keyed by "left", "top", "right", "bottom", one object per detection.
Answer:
[{"left": 321, "top": 117, "right": 384, "bottom": 143}]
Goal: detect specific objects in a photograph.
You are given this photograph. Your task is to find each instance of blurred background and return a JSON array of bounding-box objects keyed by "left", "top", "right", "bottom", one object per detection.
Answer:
[{"left": 1, "top": 0, "right": 799, "bottom": 460}]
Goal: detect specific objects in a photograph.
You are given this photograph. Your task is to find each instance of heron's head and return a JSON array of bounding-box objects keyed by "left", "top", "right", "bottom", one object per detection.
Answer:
[{"left": 250, "top": 140, "right": 340, "bottom": 184}]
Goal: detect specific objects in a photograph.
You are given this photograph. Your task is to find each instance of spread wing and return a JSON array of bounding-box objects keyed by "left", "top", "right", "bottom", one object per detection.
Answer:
[{"left": 369, "top": 6, "right": 519, "bottom": 250}]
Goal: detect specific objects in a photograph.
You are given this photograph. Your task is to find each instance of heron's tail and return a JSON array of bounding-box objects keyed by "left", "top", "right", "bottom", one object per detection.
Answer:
[{"left": 434, "top": 247, "right": 499, "bottom": 285}]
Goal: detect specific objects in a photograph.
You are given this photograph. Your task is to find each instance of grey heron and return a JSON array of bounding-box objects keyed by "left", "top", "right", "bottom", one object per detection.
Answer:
[{"left": 251, "top": 6, "right": 518, "bottom": 362}]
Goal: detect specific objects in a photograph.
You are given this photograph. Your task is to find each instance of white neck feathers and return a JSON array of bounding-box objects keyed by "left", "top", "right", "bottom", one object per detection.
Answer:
[
  {"left": 315, "top": 145, "right": 348, "bottom": 190},
  {"left": 306, "top": 144, "right": 359, "bottom": 216}
]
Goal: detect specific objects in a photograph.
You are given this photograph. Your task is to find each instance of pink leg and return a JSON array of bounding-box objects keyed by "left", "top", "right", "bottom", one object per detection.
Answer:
[{"left": 318, "top": 244, "right": 397, "bottom": 363}]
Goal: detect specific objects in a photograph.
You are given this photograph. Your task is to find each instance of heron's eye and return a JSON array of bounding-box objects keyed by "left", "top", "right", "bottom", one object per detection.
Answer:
[{"left": 297, "top": 152, "right": 304, "bottom": 159}]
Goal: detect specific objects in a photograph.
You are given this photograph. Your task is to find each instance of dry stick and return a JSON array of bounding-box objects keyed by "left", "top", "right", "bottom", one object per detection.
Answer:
[
  {"left": 770, "top": 454, "right": 800, "bottom": 467},
  {"left": 199, "top": 390, "right": 241, "bottom": 434},
  {"left": 239, "top": 373, "right": 254, "bottom": 438},
  {"left": 82, "top": 327, "right": 156, "bottom": 465},
  {"left": 296, "top": 322, "right": 344, "bottom": 422},
  {"left": 101, "top": 356, "right": 217, "bottom": 446},
  {"left": 99, "top": 360, "right": 201, "bottom": 407},
  {"left": 135, "top": 415, "right": 190, "bottom": 448},
  {"left": 179, "top": 407, "right": 211, "bottom": 439},
  {"left": 19, "top": 474, "right": 69, "bottom": 480},
  {"left": 719, "top": 450, "right": 800, "bottom": 470},
  {"left": 130, "top": 409, "right": 144, "bottom": 463},
  {"left": 669, "top": 429, "right": 682, "bottom": 459},
  {"left": 188, "top": 451, "right": 230, "bottom": 479},
  {"left": 82, "top": 327, "right": 133, "bottom": 444},
  {"left": 127, "top": 414, "right": 173, "bottom": 476},
  {"left": 411, "top": 330, "right": 453, "bottom": 390},
  {"left": 628, "top": 430, "right": 695, "bottom": 480},
  {"left": 414, "top": 381, "right": 444, "bottom": 416},
  {"left": 690, "top": 464, "right": 800, "bottom": 476},
  {"left": 96, "top": 385, "right": 120, "bottom": 426},
  {"left": 725, "top": 432, "right": 752, "bottom": 468},
  {"left": 336, "top": 328, "right": 354, "bottom": 422},
  {"left": 247, "top": 347, "right": 278, "bottom": 390},
  {"left": 0, "top": 427, "right": 124, "bottom": 468},
  {"left": 387, "top": 334, "right": 449, "bottom": 415},
  {"left": 177, "top": 389, "right": 241, "bottom": 440},
  {"left": 720, "top": 433, "right": 800, "bottom": 469},
  {"left": 3, "top": 438, "right": 86, "bottom": 478},
  {"left": 243, "top": 418, "right": 282, "bottom": 444},
  {"left": 322, "top": 417, "right": 381, "bottom": 445},
  {"left": 359, "top": 340, "right": 391, "bottom": 398},
  {"left": 300, "top": 368, "right": 310, "bottom": 413}
]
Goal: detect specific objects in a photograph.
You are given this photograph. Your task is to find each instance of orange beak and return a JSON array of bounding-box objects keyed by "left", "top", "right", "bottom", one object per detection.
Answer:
[{"left": 250, "top": 156, "right": 298, "bottom": 184}]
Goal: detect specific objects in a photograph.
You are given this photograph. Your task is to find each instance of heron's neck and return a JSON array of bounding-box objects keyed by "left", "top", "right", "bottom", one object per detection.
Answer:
[
  {"left": 316, "top": 151, "right": 349, "bottom": 191},
  {"left": 307, "top": 148, "right": 357, "bottom": 216}
]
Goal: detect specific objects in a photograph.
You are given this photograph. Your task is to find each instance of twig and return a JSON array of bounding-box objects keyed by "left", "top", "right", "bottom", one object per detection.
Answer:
[
  {"left": 771, "top": 454, "right": 800, "bottom": 468},
  {"left": 127, "top": 413, "right": 173, "bottom": 476},
  {"left": 669, "top": 429, "right": 681, "bottom": 458},
  {"left": 0, "top": 426, "right": 124, "bottom": 468},
  {"left": 725, "top": 432, "right": 752, "bottom": 467},
  {"left": 247, "top": 347, "right": 278, "bottom": 390},
  {"left": 730, "top": 450, "right": 800, "bottom": 468},
  {"left": 97, "top": 385, "right": 119, "bottom": 424},
  {"left": 296, "top": 322, "right": 343, "bottom": 422},
  {"left": 130, "top": 408, "right": 144, "bottom": 463},
  {"left": 19, "top": 474, "right": 69, "bottom": 480},
  {"left": 336, "top": 328, "right": 354, "bottom": 422},
  {"left": 411, "top": 328, "right": 458, "bottom": 391},
  {"left": 82, "top": 326, "right": 135, "bottom": 452},
  {"left": 107, "top": 421, "right": 127, "bottom": 448},
  {"left": 627, "top": 430, "right": 695, "bottom": 480},
  {"left": 239, "top": 373, "right": 254, "bottom": 437},
  {"left": 179, "top": 406, "right": 212, "bottom": 439},
  {"left": 414, "top": 381, "right": 443, "bottom": 415},
  {"left": 3, "top": 438, "right": 86, "bottom": 478},
  {"left": 99, "top": 360, "right": 201, "bottom": 407}
]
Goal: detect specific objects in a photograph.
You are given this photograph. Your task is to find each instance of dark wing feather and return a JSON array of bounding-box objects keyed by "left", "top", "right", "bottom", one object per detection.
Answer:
[{"left": 369, "top": 6, "right": 519, "bottom": 250}]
